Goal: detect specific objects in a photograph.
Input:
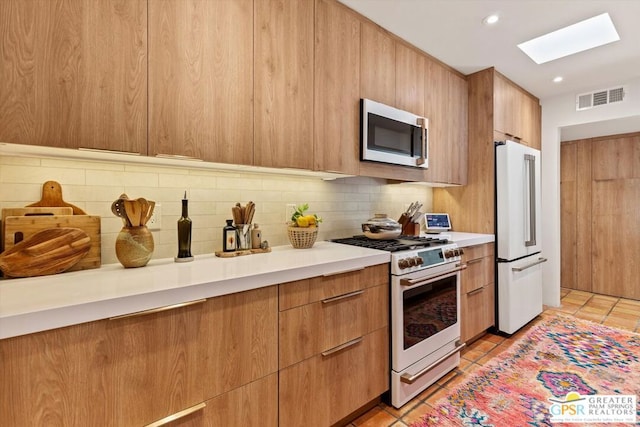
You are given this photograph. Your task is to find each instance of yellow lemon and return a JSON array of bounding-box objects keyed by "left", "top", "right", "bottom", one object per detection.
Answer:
[
  {"left": 303, "top": 215, "right": 316, "bottom": 226},
  {"left": 296, "top": 216, "right": 310, "bottom": 227}
]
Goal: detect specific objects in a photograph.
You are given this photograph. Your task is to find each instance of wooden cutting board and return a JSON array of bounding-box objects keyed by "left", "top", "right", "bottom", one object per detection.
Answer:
[
  {"left": 26, "top": 181, "right": 86, "bottom": 215},
  {"left": 0, "top": 228, "right": 91, "bottom": 278},
  {"left": 1, "top": 207, "right": 73, "bottom": 252},
  {"left": 3, "top": 215, "right": 101, "bottom": 272}
]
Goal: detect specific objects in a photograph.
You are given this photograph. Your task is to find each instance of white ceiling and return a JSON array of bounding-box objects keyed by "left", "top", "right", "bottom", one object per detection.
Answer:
[{"left": 338, "top": 0, "right": 640, "bottom": 100}]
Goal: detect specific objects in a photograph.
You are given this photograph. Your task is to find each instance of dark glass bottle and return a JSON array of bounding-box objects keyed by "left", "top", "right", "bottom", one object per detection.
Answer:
[
  {"left": 223, "top": 219, "right": 236, "bottom": 252},
  {"left": 176, "top": 192, "right": 193, "bottom": 261}
]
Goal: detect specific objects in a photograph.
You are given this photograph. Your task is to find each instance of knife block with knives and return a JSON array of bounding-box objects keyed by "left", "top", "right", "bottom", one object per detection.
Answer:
[{"left": 399, "top": 201, "right": 423, "bottom": 236}]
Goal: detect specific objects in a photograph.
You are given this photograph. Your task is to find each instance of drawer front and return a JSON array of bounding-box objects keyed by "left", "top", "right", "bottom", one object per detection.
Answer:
[
  {"left": 461, "top": 255, "right": 492, "bottom": 293},
  {"left": 461, "top": 283, "right": 495, "bottom": 342},
  {"left": 462, "top": 243, "right": 494, "bottom": 261},
  {"left": 279, "top": 284, "right": 388, "bottom": 368},
  {"left": 279, "top": 263, "right": 389, "bottom": 310},
  {"left": 279, "top": 327, "right": 389, "bottom": 427}
]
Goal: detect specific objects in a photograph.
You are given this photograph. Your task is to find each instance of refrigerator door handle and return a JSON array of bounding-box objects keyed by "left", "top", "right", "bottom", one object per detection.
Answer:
[
  {"left": 524, "top": 154, "right": 537, "bottom": 247},
  {"left": 512, "top": 257, "right": 548, "bottom": 272}
]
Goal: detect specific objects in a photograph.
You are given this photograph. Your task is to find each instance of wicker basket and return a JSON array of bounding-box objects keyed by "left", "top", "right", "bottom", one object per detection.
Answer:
[{"left": 287, "top": 226, "right": 318, "bottom": 249}]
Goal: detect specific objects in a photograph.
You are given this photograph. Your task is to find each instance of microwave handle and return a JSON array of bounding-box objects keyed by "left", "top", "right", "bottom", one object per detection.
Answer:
[{"left": 416, "top": 117, "right": 428, "bottom": 166}]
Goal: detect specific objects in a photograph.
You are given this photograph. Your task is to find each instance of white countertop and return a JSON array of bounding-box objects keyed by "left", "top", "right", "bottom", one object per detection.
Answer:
[
  {"left": 434, "top": 231, "right": 494, "bottom": 247},
  {"left": 0, "top": 242, "right": 389, "bottom": 340}
]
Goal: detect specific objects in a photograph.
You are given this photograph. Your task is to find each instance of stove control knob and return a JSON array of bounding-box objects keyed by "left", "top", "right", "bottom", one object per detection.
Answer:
[
  {"left": 399, "top": 259, "right": 410, "bottom": 269},
  {"left": 454, "top": 249, "right": 461, "bottom": 257},
  {"left": 409, "top": 257, "right": 418, "bottom": 266},
  {"left": 415, "top": 257, "right": 424, "bottom": 265},
  {"left": 444, "top": 249, "right": 454, "bottom": 258}
]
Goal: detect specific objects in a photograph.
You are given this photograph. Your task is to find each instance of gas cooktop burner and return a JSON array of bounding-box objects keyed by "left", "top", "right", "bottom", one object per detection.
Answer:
[{"left": 331, "top": 235, "right": 449, "bottom": 252}]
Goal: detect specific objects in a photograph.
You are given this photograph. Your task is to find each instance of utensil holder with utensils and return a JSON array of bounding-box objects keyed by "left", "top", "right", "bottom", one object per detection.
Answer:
[{"left": 112, "top": 195, "right": 156, "bottom": 268}]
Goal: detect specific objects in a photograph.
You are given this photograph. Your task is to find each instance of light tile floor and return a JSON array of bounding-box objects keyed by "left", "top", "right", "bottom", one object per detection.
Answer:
[{"left": 349, "top": 288, "right": 640, "bottom": 427}]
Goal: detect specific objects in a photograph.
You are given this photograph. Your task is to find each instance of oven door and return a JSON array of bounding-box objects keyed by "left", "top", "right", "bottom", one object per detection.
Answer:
[
  {"left": 391, "top": 264, "right": 463, "bottom": 372},
  {"left": 361, "top": 98, "right": 428, "bottom": 168}
]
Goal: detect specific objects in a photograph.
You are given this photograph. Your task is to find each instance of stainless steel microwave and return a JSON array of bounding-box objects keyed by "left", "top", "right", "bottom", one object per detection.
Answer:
[{"left": 360, "top": 98, "right": 429, "bottom": 169}]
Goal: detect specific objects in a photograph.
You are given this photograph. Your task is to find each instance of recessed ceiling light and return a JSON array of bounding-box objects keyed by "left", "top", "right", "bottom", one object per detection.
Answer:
[
  {"left": 518, "top": 13, "right": 620, "bottom": 64},
  {"left": 483, "top": 14, "right": 499, "bottom": 25},
  {"left": 553, "top": 76, "right": 564, "bottom": 83}
]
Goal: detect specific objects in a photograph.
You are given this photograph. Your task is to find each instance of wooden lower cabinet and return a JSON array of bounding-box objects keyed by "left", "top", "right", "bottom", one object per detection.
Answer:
[
  {"left": 279, "top": 327, "right": 388, "bottom": 427},
  {"left": 0, "top": 287, "right": 278, "bottom": 427},
  {"left": 278, "top": 264, "right": 390, "bottom": 426},
  {"left": 460, "top": 243, "right": 495, "bottom": 342},
  {"left": 169, "top": 374, "right": 278, "bottom": 427}
]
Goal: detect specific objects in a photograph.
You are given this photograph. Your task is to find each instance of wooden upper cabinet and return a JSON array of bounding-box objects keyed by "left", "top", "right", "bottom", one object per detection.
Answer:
[
  {"left": 493, "top": 72, "right": 540, "bottom": 149},
  {"left": 395, "top": 43, "right": 425, "bottom": 116},
  {"left": 0, "top": 0, "right": 147, "bottom": 153},
  {"left": 423, "top": 60, "right": 468, "bottom": 185},
  {"left": 314, "top": 0, "right": 361, "bottom": 175},
  {"left": 148, "top": 0, "right": 253, "bottom": 165},
  {"left": 254, "top": 0, "right": 313, "bottom": 169},
  {"left": 360, "top": 21, "right": 396, "bottom": 106}
]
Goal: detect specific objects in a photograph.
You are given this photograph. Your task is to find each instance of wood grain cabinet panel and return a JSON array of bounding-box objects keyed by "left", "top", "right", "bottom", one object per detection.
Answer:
[
  {"left": 279, "top": 327, "right": 389, "bottom": 427},
  {"left": 0, "top": 302, "right": 203, "bottom": 427},
  {"left": 360, "top": 21, "right": 396, "bottom": 106},
  {"left": 460, "top": 243, "right": 495, "bottom": 343},
  {"left": 148, "top": 0, "right": 253, "bottom": 164},
  {"left": 395, "top": 42, "right": 425, "bottom": 116},
  {"left": 0, "top": 0, "right": 147, "bottom": 153},
  {"left": 560, "top": 141, "right": 578, "bottom": 289},
  {"left": 199, "top": 286, "right": 278, "bottom": 401},
  {"left": 424, "top": 61, "right": 468, "bottom": 185},
  {"left": 279, "top": 284, "right": 387, "bottom": 368},
  {"left": 314, "top": 0, "right": 361, "bottom": 175},
  {"left": 254, "top": 0, "right": 313, "bottom": 169}
]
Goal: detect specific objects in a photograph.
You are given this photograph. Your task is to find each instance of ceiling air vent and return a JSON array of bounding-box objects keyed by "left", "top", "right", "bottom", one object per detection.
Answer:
[{"left": 576, "top": 86, "right": 626, "bottom": 111}]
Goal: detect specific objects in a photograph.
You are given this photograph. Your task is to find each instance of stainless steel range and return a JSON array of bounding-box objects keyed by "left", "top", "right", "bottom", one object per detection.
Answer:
[{"left": 332, "top": 235, "right": 466, "bottom": 408}]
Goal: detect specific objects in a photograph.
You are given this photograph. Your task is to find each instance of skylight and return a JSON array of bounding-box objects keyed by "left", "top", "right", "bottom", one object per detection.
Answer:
[{"left": 518, "top": 13, "right": 620, "bottom": 64}]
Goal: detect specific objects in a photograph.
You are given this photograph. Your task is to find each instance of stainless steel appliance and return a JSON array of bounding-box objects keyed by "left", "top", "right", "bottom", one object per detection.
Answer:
[
  {"left": 495, "top": 140, "right": 547, "bottom": 334},
  {"left": 361, "top": 98, "right": 429, "bottom": 168},
  {"left": 331, "top": 235, "right": 466, "bottom": 408}
]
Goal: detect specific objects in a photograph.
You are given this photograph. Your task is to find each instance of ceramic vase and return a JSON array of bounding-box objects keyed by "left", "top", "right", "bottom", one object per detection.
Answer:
[{"left": 115, "top": 226, "right": 154, "bottom": 268}]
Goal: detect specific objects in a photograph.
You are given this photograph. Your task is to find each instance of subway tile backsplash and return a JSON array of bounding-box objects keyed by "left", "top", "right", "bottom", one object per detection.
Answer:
[{"left": 0, "top": 154, "right": 432, "bottom": 265}]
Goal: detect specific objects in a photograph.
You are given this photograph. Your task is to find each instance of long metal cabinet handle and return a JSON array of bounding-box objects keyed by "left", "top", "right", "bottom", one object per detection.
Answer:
[
  {"left": 416, "top": 117, "right": 428, "bottom": 166},
  {"left": 145, "top": 402, "right": 207, "bottom": 427},
  {"left": 321, "top": 336, "right": 363, "bottom": 357},
  {"left": 400, "top": 341, "right": 466, "bottom": 384},
  {"left": 466, "top": 258, "right": 483, "bottom": 265},
  {"left": 512, "top": 257, "right": 548, "bottom": 272},
  {"left": 400, "top": 264, "right": 467, "bottom": 287},
  {"left": 524, "top": 153, "right": 537, "bottom": 247},
  {"left": 322, "top": 290, "right": 364, "bottom": 304},
  {"left": 322, "top": 267, "right": 364, "bottom": 277},
  {"left": 109, "top": 299, "right": 207, "bottom": 320}
]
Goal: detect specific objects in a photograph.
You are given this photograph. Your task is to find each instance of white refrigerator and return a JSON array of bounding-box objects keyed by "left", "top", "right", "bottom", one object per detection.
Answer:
[{"left": 495, "top": 140, "right": 547, "bottom": 334}]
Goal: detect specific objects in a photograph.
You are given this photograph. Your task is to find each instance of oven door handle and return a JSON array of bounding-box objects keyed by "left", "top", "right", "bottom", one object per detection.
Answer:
[
  {"left": 399, "top": 263, "right": 467, "bottom": 287},
  {"left": 400, "top": 341, "right": 466, "bottom": 384}
]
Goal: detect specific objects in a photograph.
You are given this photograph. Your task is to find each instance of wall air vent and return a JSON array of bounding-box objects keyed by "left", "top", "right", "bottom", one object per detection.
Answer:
[{"left": 576, "top": 86, "right": 626, "bottom": 111}]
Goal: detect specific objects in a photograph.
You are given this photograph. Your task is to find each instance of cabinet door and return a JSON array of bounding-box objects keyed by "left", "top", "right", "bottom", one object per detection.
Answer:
[
  {"left": 279, "top": 284, "right": 388, "bottom": 368},
  {"left": 0, "top": 301, "right": 204, "bottom": 427},
  {"left": 360, "top": 21, "right": 395, "bottom": 106},
  {"left": 314, "top": 0, "right": 361, "bottom": 175},
  {"left": 0, "top": 0, "right": 147, "bottom": 153},
  {"left": 107, "top": 303, "right": 204, "bottom": 426},
  {"left": 493, "top": 73, "right": 521, "bottom": 141},
  {"left": 199, "top": 286, "right": 278, "bottom": 401},
  {"left": 423, "top": 60, "right": 468, "bottom": 185},
  {"left": 148, "top": 0, "right": 253, "bottom": 164},
  {"left": 461, "top": 283, "right": 495, "bottom": 343},
  {"left": 395, "top": 42, "right": 424, "bottom": 116},
  {"left": 254, "top": 0, "right": 313, "bottom": 169},
  {"left": 0, "top": 321, "right": 110, "bottom": 426},
  {"left": 448, "top": 72, "right": 469, "bottom": 184},
  {"left": 279, "top": 327, "right": 389, "bottom": 427}
]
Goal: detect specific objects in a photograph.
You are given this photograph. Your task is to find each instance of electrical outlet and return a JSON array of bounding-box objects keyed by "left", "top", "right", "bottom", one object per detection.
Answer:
[
  {"left": 148, "top": 203, "right": 162, "bottom": 230},
  {"left": 285, "top": 203, "right": 296, "bottom": 223}
]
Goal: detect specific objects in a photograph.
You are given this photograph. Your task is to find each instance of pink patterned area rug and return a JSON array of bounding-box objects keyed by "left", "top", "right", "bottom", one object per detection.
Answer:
[{"left": 412, "top": 315, "right": 640, "bottom": 427}]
